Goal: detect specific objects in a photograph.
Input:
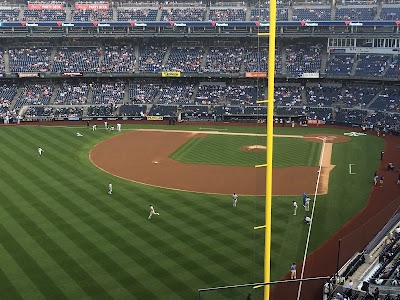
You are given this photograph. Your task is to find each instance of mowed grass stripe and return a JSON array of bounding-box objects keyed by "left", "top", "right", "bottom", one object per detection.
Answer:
[
  {"left": 170, "top": 135, "right": 321, "bottom": 167},
  {"left": 0, "top": 155, "right": 126, "bottom": 299},
  {"left": 0, "top": 222, "right": 67, "bottom": 299},
  {"left": 0, "top": 245, "right": 27, "bottom": 300},
  {"left": 135, "top": 190, "right": 258, "bottom": 285},
  {"left": 0, "top": 183, "right": 116, "bottom": 299},
  {"left": 12, "top": 129, "right": 250, "bottom": 290},
  {"left": 14, "top": 128, "right": 219, "bottom": 296},
  {"left": 0, "top": 133, "right": 167, "bottom": 298},
  {"left": 11, "top": 132, "right": 208, "bottom": 295}
]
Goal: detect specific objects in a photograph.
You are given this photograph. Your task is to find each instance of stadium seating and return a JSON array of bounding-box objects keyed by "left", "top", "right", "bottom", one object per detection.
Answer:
[
  {"left": 250, "top": 7, "right": 288, "bottom": 21},
  {"left": 209, "top": 8, "right": 246, "bottom": 21},
  {"left": 157, "top": 83, "right": 195, "bottom": 104},
  {"left": 148, "top": 104, "right": 177, "bottom": 116},
  {"left": 118, "top": 104, "right": 147, "bottom": 117},
  {"left": 24, "top": 106, "right": 53, "bottom": 117},
  {"left": 286, "top": 44, "right": 323, "bottom": 76},
  {"left": 341, "top": 85, "right": 380, "bottom": 108},
  {"left": 87, "top": 105, "right": 116, "bottom": 116},
  {"left": 92, "top": 81, "right": 125, "bottom": 105},
  {"left": 0, "top": 48, "right": 4, "bottom": 73},
  {"left": 308, "top": 107, "right": 333, "bottom": 121},
  {"left": 129, "top": 82, "right": 160, "bottom": 104},
  {"left": 102, "top": 46, "right": 136, "bottom": 73},
  {"left": 335, "top": 108, "right": 368, "bottom": 124},
  {"left": 117, "top": 8, "right": 158, "bottom": 21},
  {"left": 335, "top": 7, "right": 377, "bottom": 20},
  {"left": 243, "top": 47, "right": 282, "bottom": 73},
  {"left": 325, "top": 54, "right": 354, "bottom": 76},
  {"left": 164, "top": 47, "right": 204, "bottom": 73},
  {"left": 72, "top": 8, "right": 113, "bottom": 21},
  {"left": 181, "top": 105, "right": 209, "bottom": 118},
  {"left": 379, "top": 6, "right": 400, "bottom": 20},
  {"left": 292, "top": 8, "right": 331, "bottom": 21},
  {"left": 307, "top": 85, "right": 342, "bottom": 107},
  {"left": 52, "top": 47, "right": 101, "bottom": 73},
  {"left": 53, "top": 107, "right": 84, "bottom": 118},
  {"left": 275, "top": 85, "right": 303, "bottom": 107},
  {"left": 0, "top": 83, "right": 17, "bottom": 113},
  {"left": 55, "top": 82, "right": 89, "bottom": 105},
  {"left": 369, "top": 87, "right": 400, "bottom": 113},
  {"left": 23, "top": 9, "right": 66, "bottom": 21},
  {"left": 14, "top": 83, "right": 53, "bottom": 108},
  {"left": 0, "top": 8, "right": 19, "bottom": 22},
  {"left": 194, "top": 85, "right": 226, "bottom": 105},
  {"left": 160, "top": 8, "right": 206, "bottom": 21},
  {"left": 138, "top": 46, "right": 167, "bottom": 73},
  {"left": 203, "top": 46, "right": 244, "bottom": 73},
  {"left": 354, "top": 54, "right": 390, "bottom": 78},
  {"left": 9, "top": 47, "right": 51, "bottom": 73},
  {"left": 225, "top": 85, "right": 263, "bottom": 106},
  {"left": 386, "top": 59, "right": 400, "bottom": 79}
]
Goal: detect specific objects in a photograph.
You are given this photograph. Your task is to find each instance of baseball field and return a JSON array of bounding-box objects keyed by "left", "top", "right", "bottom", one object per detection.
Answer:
[{"left": 0, "top": 123, "right": 384, "bottom": 299}]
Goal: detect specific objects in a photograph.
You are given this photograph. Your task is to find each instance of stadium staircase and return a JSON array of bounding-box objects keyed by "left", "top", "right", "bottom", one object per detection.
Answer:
[
  {"left": 375, "top": 3, "right": 383, "bottom": 20},
  {"left": 156, "top": 7, "right": 162, "bottom": 22},
  {"left": 11, "top": 86, "right": 24, "bottom": 110},
  {"left": 3, "top": 47, "right": 9, "bottom": 73},
  {"left": 366, "top": 88, "right": 384, "bottom": 109},
  {"left": 205, "top": 6, "right": 210, "bottom": 21},
  {"left": 162, "top": 46, "right": 171, "bottom": 67},
  {"left": 382, "top": 56, "right": 393, "bottom": 77},
  {"left": 18, "top": 6, "right": 24, "bottom": 21},
  {"left": 330, "top": 4, "right": 336, "bottom": 21},
  {"left": 87, "top": 85, "right": 94, "bottom": 104},
  {"left": 350, "top": 56, "right": 359, "bottom": 76},
  {"left": 200, "top": 47, "right": 208, "bottom": 71},
  {"left": 280, "top": 46, "right": 287, "bottom": 74},
  {"left": 112, "top": 6, "right": 117, "bottom": 21},
  {"left": 191, "top": 84, "right": 199, "bottom": 103},
  {"left": 49, "top": 46, "right": 56, "bottom": 72},
  {"left": 49, "top": 84, "right": 59, "bottom": 104},
  {"left": 287, "top": 6, "right": 293, "bottom": 21},
  {"left": 65, "top": 6, "right": 72, "bottom": 22},
  {"left": 134, "top": 46, "right": 139, "bottom": 73},
  {"left": 245, "top": 6, "right": 251, "bottom": 21},
  {"left": 320, "top": 49, "right": 328, "bottom": 75},
  {"left": 98, "top": 46, "right": 105, "bottom": 72}
]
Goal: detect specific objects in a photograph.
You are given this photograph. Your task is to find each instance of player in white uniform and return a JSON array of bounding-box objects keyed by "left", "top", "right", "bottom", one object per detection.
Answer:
[
  {"left": 92, "top": 124, "right": 97, "bottom": 131},
  {"left": 305, "top": 198, "right": 311, "bottom": 212},
  {"left": 232, "top": 193, "right": 238, "bottom": 207},
  {"left": 108, "top": 182, "right": 113, "bottom": 195},
  {"left": 293, "top": 200, "right": 298, "bottom": 215},
  {"left": 148, "top": 205, "right": 160, "bottom": 219},
  {"left": 117, "top": 123, "right": 121, "bottom": 132},
  {"left": 38, "top": 147, "right": 44, "bottom": 157}
]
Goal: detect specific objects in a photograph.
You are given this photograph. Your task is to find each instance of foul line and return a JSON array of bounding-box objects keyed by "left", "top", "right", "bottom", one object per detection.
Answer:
[
  {"left": 296, "top": 137, "right": 327, "bottom": 300},
  {"left": 349, "top": 164, "right": 356, "bottom": 175}
]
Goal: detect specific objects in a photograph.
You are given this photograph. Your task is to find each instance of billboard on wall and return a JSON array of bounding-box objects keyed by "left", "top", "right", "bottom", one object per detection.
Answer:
[
  {"left": 245, "top": 72, "right": 267, "bottom": 78},
  {"left": 75, "top": 3, "right": 110, "bottom": 10},
  {"left": 161, "top": 71, "right": 181, "bottom": 77},
  {"left": 28, "top": 3, "right": 64, "bottom": 10}
]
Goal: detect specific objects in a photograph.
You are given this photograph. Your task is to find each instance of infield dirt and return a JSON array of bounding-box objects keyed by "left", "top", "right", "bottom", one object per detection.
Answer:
[{"left": 90, "top": 130, "right": 346, "bottom": 196}]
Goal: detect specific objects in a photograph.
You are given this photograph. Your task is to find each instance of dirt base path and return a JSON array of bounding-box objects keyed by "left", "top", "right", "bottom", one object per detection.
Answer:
[{"left": 90, "top": 130, "right": 344, "bottom": 196}]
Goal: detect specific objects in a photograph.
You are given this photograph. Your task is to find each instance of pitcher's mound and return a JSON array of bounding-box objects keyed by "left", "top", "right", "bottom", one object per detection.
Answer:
[{"left": 242, "top": 145, "right": 267, "bottom": 151}]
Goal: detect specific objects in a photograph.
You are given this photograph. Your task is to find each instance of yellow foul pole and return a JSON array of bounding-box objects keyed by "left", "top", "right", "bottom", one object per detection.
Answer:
[{"left": 264, "top": 0, "right": 277, "bottom": 298}]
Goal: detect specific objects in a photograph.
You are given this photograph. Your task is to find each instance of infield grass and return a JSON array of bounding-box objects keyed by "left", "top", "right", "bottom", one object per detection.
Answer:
[{"left": 0, "top": 124, "right": 384, "bottom": 299}]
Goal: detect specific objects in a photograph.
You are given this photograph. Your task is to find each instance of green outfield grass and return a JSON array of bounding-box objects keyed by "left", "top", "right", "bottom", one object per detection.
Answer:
[
  {"left": 169, "top": 134, "right": 321, "bottom": 167},
  {"left": 0, "top": 124, "right": 384, "bottom": 299}
]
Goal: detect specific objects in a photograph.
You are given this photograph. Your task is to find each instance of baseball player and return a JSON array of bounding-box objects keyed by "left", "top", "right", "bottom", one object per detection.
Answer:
[
  {"left": 117, "top": 123, "right": 121, "bottom": 132},
  {"left": 38, "top": 147, "right": 44, "bottom": 157},
  {"left": 232, "top": 193, "right": 238, "bottom": 207},
  {"left": 92, "top": 124, "right": 97, "bottom": 131},
  {"left": 108, "top": 182, "right": 113, "bottom": 195},
  {"left": 305, "top": 197, "right": 311, "bottom": 212},
  {"left": 148, "top": 205, "right": 160, "bottom": 219},
  {"left": 293, "top": 200, "right": 298, "bottom": 216}
]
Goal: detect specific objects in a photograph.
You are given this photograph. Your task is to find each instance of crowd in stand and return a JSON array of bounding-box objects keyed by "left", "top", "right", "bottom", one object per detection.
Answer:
[
  {"left": 72, "top": 9, "right": 113, "bottom": 21},
  {"left": 102, "top": 46, "right": 136, "bottom": 73},
  {"left": 55, "top": 82, "right": 89, "bottom": 105},
  {"left": 1, "top": 2, "right": 400, "bottom": 23},
  {"left": 0, "top": 44, "right": 399, "bottom": 79}
]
